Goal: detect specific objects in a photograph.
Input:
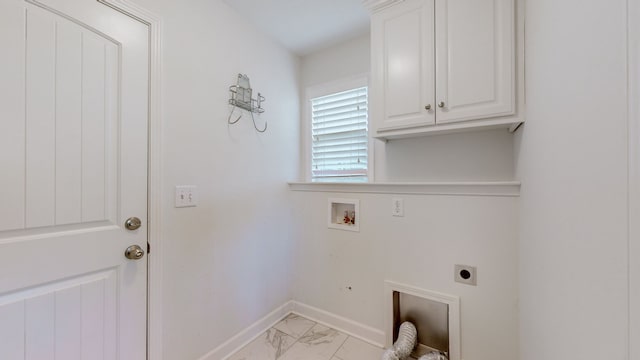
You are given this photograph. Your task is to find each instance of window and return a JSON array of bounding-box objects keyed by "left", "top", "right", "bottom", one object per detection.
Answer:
[{"left": 310, "top": 86, "right": 369, "bottom": 182}]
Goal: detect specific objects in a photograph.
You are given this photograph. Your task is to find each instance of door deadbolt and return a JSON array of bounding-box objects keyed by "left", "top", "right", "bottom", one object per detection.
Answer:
[
  {"left": 124, "top": 245, "right": 145, "bottom": 260},
  {"left": 124, "top": 217, "right": 142, "bottom": 230}
]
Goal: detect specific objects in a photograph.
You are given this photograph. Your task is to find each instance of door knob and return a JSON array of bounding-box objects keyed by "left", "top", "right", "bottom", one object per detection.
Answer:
[
  {"left": 425, "top": 104, "right": 432, "bottom": 110},
  {"left": 125, "top": 245, "right": 145, "bottom": 260},
  {"left": 124, "top": 217, "right": 142, "bottom": 230},
  {"left": 438, "top": 101, "right": 446, "bottom": 108}
]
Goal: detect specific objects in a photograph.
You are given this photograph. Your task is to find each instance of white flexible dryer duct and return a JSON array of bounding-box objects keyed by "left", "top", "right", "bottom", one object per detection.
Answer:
[
  {"left": 381, "top": 322, "right": 418, "bottom": 360},
  {"left": 418, "top": 350, "right": 449, "bottom": 360}
]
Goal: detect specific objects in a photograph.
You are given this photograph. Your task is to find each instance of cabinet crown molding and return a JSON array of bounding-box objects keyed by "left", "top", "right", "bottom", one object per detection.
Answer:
[{"left": 362, "top": 0, "right": 405, "bottom": 13}]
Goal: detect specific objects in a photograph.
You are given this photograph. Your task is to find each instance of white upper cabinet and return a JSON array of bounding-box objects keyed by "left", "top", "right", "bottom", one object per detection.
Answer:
[
  {"left": 371, "top": 0, "right": 435, "bottom": 131},
  {"left": 368, "top": 0, "right": 523, "bottom": 139},
  {"left": 435, "top": 0, "right": 515, "bottom": 123}
]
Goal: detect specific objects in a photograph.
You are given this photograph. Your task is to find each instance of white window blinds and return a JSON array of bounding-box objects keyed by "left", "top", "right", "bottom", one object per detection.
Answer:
[{"left": 311, "top": 87, "right": 368, "bottom": 182}]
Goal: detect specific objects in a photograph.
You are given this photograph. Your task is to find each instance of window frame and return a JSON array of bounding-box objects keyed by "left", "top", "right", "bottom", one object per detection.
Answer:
[{"left": 303, "top": 75, "right": 373, "bottom": 183}]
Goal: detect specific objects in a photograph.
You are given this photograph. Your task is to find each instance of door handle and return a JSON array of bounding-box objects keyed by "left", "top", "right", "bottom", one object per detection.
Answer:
[
  {"left": 124, "top": 245, "right": 145, "bottom": 260},
  {"left": 124, "top": 217, "right": 142, "bottom": 231}
]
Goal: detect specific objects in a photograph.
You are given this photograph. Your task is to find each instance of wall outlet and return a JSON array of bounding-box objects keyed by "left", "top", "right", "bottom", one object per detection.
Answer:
[
  {"left": 392, "top": 198, "right": 404, "bottom": 217},
  {"left": 454, "top": 264, "right": 477, "bottom": 286},
  {"left": 175, "top": 185, "right": 197, "bottom": 208}
]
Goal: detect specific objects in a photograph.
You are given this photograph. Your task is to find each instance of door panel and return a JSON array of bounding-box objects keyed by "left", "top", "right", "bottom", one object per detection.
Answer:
[
  {"left": 25, "top": 294, "right": 55, "bottom": 359},
  {"left": 25, "top": 8, "right": 56, "bottom": 228},
  {"left": 371, "top": 0, "right": 435, "bottom": 133},
  {"left": 385, "top": 10, "right": 423, "bottom": 120},
  {"left": 435, "top": 0, "right": 515, "bottom": 123},
  {"left": 81, "top": 33, "right": 110, "bottom": 223},
  {"left": 5, "top": 3, "right": 121, "bottom": 230},
  {"left": 0, "top": 0, "right": 148, "bottom": 358},
  {"left": 0, "top": 269, "right": 117, "bottom": 360},
  {"left": 55, "top": 22, "right": 83, "bottom": 225},
  {"left": 0, "top": 0, "right": 27, "bottom": 232},
  {"left": 0, "top": 301, "right": 25, "bottom": 359}
]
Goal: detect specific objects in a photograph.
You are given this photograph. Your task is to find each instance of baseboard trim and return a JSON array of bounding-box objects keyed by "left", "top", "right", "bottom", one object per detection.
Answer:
[
  {"left": 291, "top": 301, "right": 386, "bottom": 348},
  {"left": 197, "top": 301, "right": 295, "bottom": 360}
]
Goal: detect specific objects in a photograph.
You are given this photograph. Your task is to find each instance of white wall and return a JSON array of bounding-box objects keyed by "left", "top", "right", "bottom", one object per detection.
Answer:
[
  {"left": 300, "top": 35, "right": 516, "bottom": 183},
  {"left": 516, "top": 0, "right": 629, "bottom": 359},
  {"left": 296, "top": 29, "right": 519, "bottom": 360},
  {"left": 291, "top": 190, "right": 519, "bottom": 360},
  {"left": 128, "top": 0, "right": 300, "bottom": 359},
  {"left": 301, "top": 34, "right": 371, "bottom": 88},
  {"left": 112, "top": 1, "right": 637, "bottom": 359}
]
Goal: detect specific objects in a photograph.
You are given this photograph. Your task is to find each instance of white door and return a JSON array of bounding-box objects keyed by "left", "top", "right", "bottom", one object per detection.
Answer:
[
  {"left": 0, "top": 0, "right": 149, "bottom": 358},
  {"left": 371, "top": 0, "right": 436, "bottom": 133},
  {"left": 435, "top": 0, "right": 515, "bottom": 123}
]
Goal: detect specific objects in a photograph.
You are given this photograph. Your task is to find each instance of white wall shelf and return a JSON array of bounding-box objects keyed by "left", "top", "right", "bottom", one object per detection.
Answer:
[
  {"left": 289, "top": 181, "right": 520, "bottom": 197},
  {"left": 373, "top": 118, "right": 523, "bottom": 141}
]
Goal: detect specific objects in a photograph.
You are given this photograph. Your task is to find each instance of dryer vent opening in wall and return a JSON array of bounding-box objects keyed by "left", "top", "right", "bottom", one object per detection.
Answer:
[
  {"left": 385, "top": 282, "right": 461, "bottom": 360},
  {"left": 393, "top": 291, "right": 448, "bottom": 357}
]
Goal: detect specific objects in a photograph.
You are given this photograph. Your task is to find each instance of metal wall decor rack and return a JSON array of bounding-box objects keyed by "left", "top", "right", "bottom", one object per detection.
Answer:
[{"left": 228, "top": 73, "right": 267, "bottom": 132}]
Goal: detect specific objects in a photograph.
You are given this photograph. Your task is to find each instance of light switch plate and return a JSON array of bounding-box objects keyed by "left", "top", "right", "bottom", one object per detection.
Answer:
[{"left": 175, "top": 185, "right": 197, "bottom": 208}]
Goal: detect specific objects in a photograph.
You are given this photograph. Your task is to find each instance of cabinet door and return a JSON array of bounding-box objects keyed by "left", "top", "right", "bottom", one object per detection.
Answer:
[
  {"left": 435, "top": 0, "right": 515, "bottom": 124},
  {"left": 371, "top": 0, "right": 435, "bottom": 133}
]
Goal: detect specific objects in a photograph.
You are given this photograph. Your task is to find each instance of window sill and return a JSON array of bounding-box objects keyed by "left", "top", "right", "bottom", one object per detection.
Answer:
[{"left": 288, "top": 181, "right": 520, "bottom": 197}]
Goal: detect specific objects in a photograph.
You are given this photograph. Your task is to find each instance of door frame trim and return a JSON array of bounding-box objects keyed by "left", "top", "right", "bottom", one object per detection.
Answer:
[
  {"left": 628, "top": 0, "right": 639, "bottom": 358},
  {"left": 97, "top": 1, "right": 163, "bottom": 359}
]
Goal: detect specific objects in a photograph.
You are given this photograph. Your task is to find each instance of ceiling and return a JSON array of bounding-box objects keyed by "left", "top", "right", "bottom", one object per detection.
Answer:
[{"left": 223, "top": 0, "right": 370, "bottom": 56}]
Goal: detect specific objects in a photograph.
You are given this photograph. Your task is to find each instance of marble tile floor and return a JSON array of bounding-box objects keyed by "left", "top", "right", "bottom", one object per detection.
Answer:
[{"left": 227, "top": 314, "right": 385, "bottom": 360}]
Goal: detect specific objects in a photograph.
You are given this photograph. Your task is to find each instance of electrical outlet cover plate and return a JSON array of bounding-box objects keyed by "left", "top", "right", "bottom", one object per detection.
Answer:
[
  {"left": 392, "top": 198, "right": 404, "bottom": 217},
  {"left": 454, "top": 264, "right": 477, "bottom": 286}
]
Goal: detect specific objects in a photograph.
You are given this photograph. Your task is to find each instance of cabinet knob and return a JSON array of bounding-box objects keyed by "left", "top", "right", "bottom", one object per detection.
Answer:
[
  {"left": 438, "top": 101, "right": 446, "bottom": 108},
  {"left": 425, "top": 104, "right": 431, "bottom": 110}
]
